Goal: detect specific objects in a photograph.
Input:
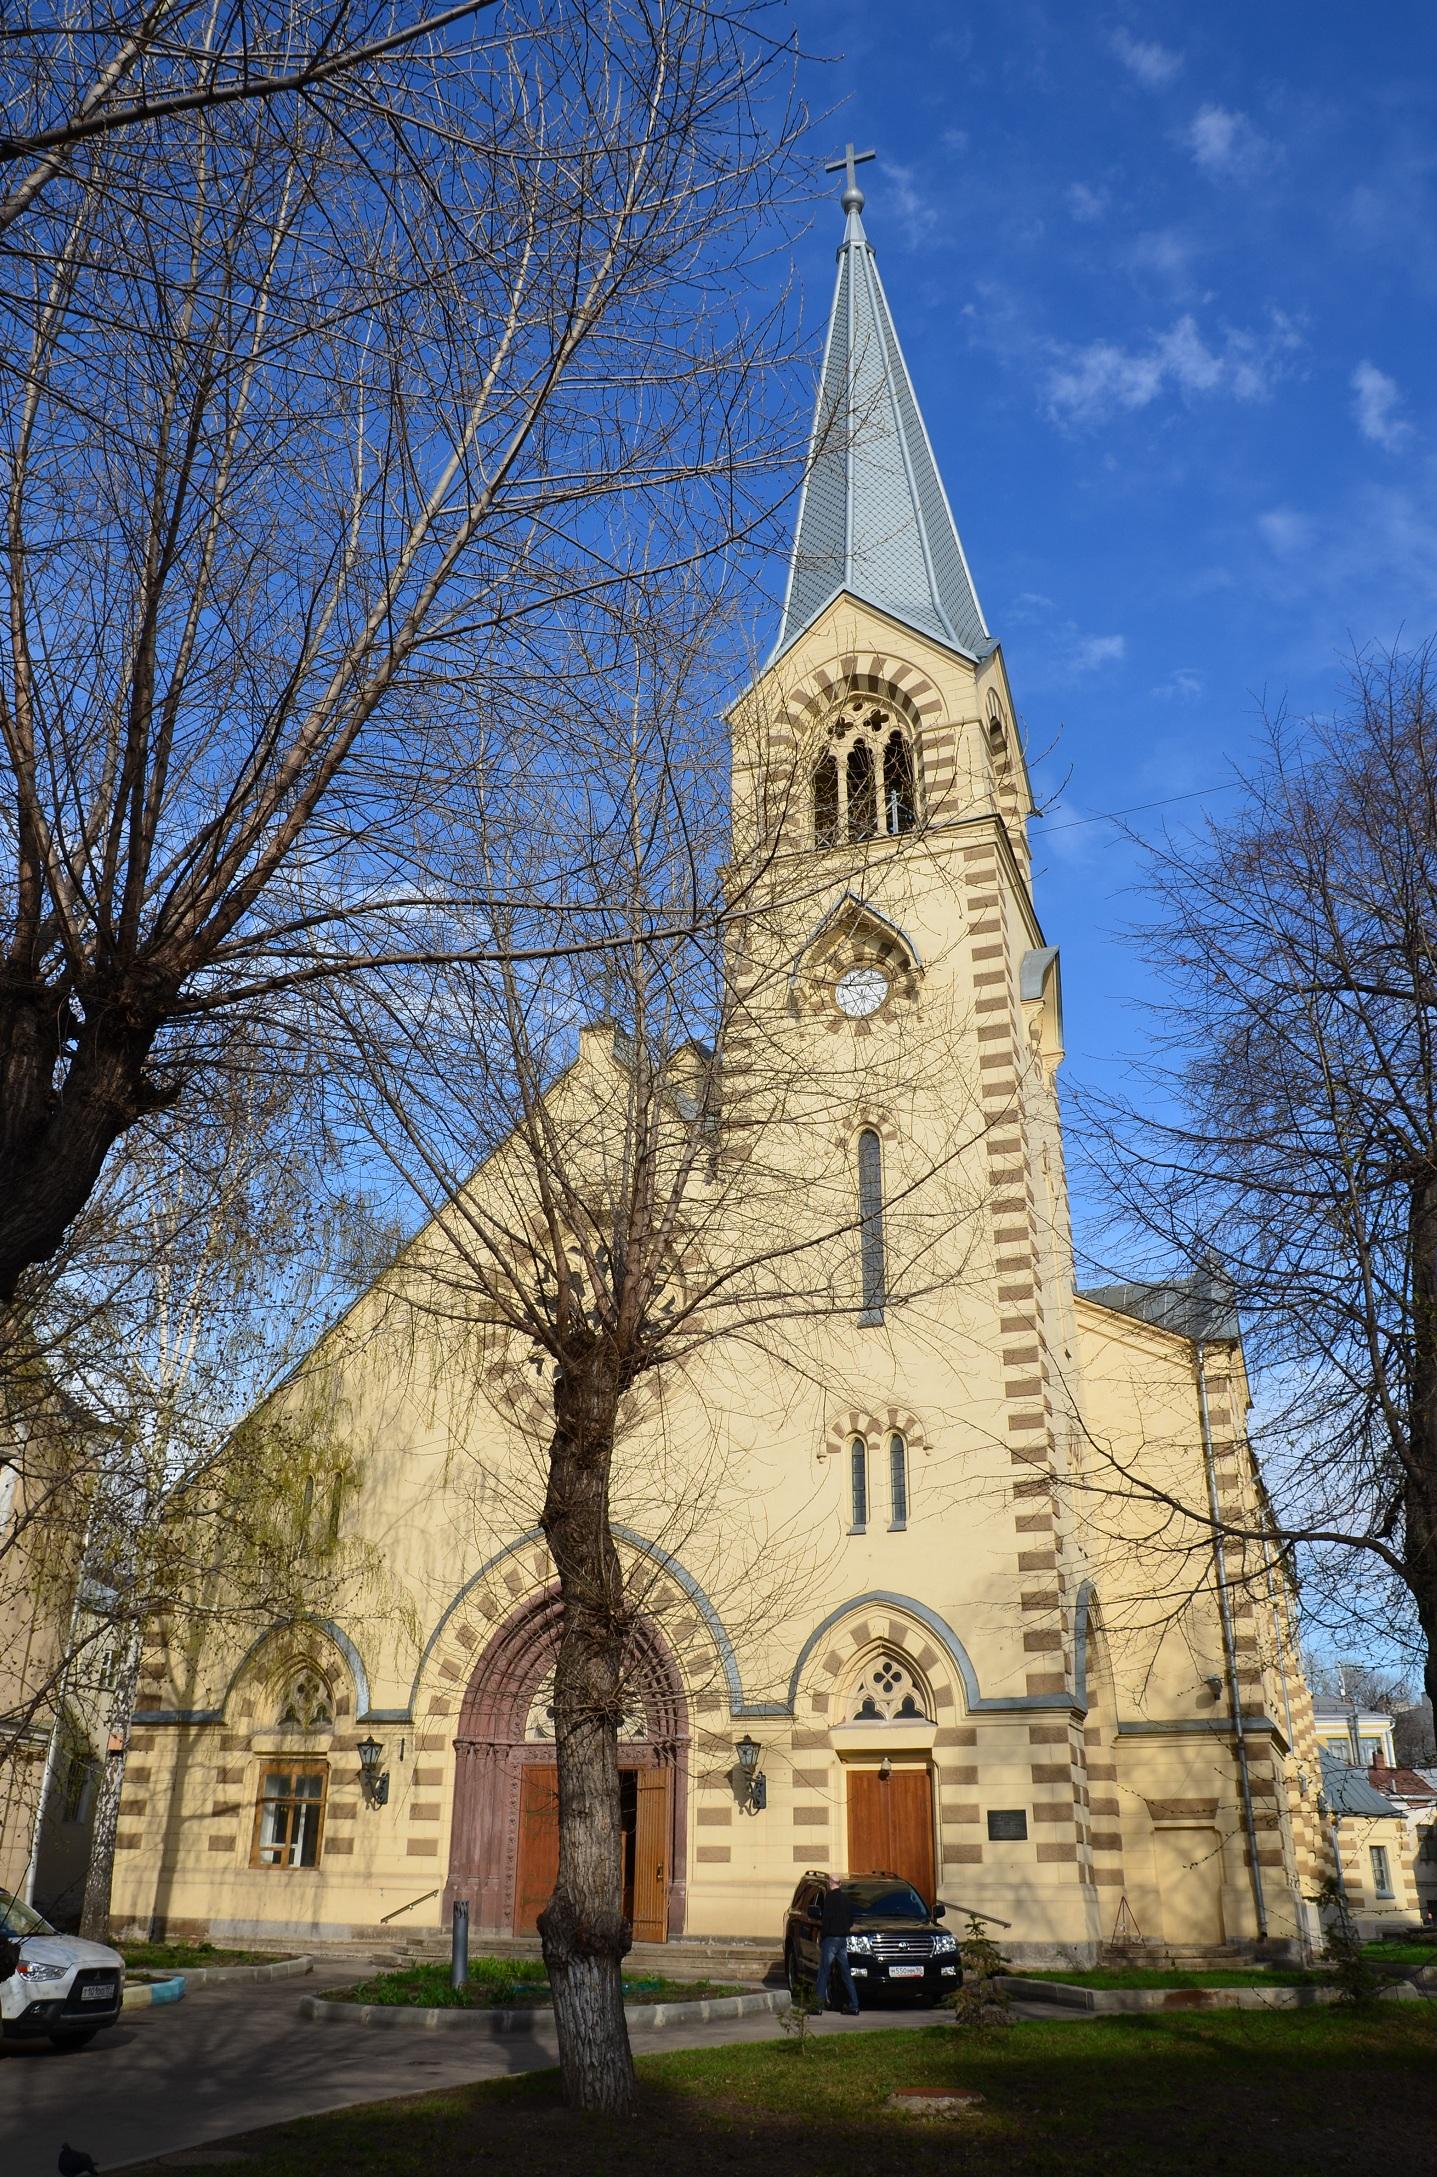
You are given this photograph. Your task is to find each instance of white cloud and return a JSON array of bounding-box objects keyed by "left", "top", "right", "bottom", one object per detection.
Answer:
[
  {"left": 1186, "top": 105, "right": 1270, "bottom": 179},
  {"left": 884, "top": 160, "right": 937, "bottom": 246},
  {"left": 1045, "top": 311, "right": 1300, "bottom": 425},
  {"left": 1067, "top": 181, "right": 1108, "bottom": 224},
  {"left": 1152, "top": 669, "right": 1203, "bottom": 701},
  {"left": 1071, "top": 633, "right": 1126, "bottom": 673},
  {"left": 1351, "top": 360, "right": 1413, "bottom": 451},
  {"left": 1124, "top": 227, "right": 1194, "bottom": 282},
  {"left": 1258, "top": 507, "right": 1313, "bottom": 557},
  {"left": 1110, "top": 29, "right": 1183, "bottom": 87}
]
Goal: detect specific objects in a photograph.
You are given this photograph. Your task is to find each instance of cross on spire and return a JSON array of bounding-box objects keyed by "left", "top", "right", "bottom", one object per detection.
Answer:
[{"left": 824, "top": 141, "right": 875, "bottom": 215}]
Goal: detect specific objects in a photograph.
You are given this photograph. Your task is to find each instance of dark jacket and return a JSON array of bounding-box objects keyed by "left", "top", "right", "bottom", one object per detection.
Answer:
[{"left": 809, "top": 1886, "right": 855, "bottom": 1939}]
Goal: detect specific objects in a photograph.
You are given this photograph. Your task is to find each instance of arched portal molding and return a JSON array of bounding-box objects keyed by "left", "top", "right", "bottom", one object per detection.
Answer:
[{"left": 789, "top": 1591, "right": 1083, "bottom": 1719}]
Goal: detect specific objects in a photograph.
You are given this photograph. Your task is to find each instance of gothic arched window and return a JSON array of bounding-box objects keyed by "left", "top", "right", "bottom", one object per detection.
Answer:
[
  {"left": 857, "top": 1128, "right": 886, "bottom": 1322},
  {"left": 883, "top": 731, "right": 916, "bottom": 834},
  {"left": 889, "top": 1431, "right": 909, "bottom": 1529},
  {"left": 850, "top": 1435, "right": 868, "bottom": 1531},
  {"left": 846, "top": 740, "right": 877, "bottom": 841},
  {"left": 813, "top": 752, "right": 839, "bottom": 848},
  {"left": 277, "top": 1667, "right": 333, "bottom": 1730},
  {"left": 848, "top": 1651, "right": 930, "bottom": 1723}
]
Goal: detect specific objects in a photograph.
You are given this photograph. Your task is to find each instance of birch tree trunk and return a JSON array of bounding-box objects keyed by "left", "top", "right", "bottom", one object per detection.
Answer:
[{"left": 79, "top": 1618, "right": 143, "bottom": 1943}]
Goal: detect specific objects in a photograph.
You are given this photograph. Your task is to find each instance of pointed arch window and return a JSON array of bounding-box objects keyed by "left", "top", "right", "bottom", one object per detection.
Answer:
[
  {"left": 857, "top": 1127, "right": 886, "bottom": 1323},
  {"left": 883, "top": 731, "right": 916, "bottom": 834},
  {"left": 277, "top": 1668, "right": 333, "bottom": 1731},
  {"left": 889, "top": 1432, "right": 909, "bottom": 1530},
  {"left": 848, "top": 1651, "right": 930, "bottom": 1723},
  {"left": 846, "top": 740, "right": 877, "bottom": 841},
  {"left": 812, "top": 752, "right": 839, "bottom": 848},
  {"left": 849, "top": 1435, "right": 868, "bottom": 1532}
]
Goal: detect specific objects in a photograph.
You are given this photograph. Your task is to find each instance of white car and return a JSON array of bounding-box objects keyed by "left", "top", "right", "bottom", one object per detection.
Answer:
[{"left": 1, "top": 1889, "right": 125, "bottom": 2049}]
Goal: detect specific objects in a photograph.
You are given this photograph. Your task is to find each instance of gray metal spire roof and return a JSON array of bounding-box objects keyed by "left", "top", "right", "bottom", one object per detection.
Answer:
[{"left": 772, "top": 174, "right": 991, "bottom": 664}]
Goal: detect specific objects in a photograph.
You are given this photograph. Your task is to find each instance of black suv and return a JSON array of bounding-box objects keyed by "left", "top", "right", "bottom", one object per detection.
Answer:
[{"left": 783, "top": 1871, "right": 961, "bottom": 2007}]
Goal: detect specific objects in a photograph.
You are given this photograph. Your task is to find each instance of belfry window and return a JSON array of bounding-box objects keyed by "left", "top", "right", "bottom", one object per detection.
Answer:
[
  {"left": 883, "top": 732, "right": 916, "bottom": 834},
  {"left": 850, "top": 1436, "right": 868, "bottom": 1531},
  {"left": 846, "top": 740, "right": 877, "bottom": 841},
  {"left": 813, "top": 752, "right": 839, "bottom": 848},
  {"left": 857, "top": 1128, "right": 886, "bottom": 1322},
  {"left": 889, "top": 1432, "right": 909, "bottom": 1529},
  {"left": 808, "top": 698, "right": 919, "bottom": 850}
]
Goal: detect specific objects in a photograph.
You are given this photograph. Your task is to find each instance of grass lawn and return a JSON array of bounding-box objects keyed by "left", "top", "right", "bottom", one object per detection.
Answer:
[
  {"left": 119, "top": 1940, "right": 295, "bottom": 1970},
  {"left": 330, "top": 1957, "right": 746, "bottom": 2009},
  {"left": 1012, "top": 1965, "right": 1325, "bottom": 1989},
  {"left": 125, "top": 2004, "right": 1437, "bottom": 2175},
  {"left": 1362, "top": 1939, "right": 1436, "bottom": 1968}
]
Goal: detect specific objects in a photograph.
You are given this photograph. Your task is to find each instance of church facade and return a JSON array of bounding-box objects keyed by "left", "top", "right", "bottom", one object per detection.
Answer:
[{"left": 110, "top": 175, "right": 1333, "bottom": 1966}]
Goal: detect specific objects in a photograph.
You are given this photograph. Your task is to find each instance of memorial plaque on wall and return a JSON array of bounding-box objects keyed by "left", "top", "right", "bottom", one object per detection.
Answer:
[{"left": 987, "top": 1808, "right": 1028, "bottom": 1841}]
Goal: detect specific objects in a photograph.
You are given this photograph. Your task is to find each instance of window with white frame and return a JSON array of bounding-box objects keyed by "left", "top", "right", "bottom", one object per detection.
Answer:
[{"left": 1370, "top": 1844, "right": 1393, "bottom": 1897}]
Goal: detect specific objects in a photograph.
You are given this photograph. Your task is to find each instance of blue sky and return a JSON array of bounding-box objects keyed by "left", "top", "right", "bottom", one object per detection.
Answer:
[{"left": 769, "top": 0, "right": 1437, "bottom": 1199}]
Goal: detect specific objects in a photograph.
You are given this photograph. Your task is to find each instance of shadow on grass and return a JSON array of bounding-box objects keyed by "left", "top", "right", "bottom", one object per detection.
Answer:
[{"left": 127, "top": 2007, "right": 1437, "bottom": 2177}]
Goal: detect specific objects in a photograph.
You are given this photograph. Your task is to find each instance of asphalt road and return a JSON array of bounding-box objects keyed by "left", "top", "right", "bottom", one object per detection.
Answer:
[{"left": 2, "top": 1966, "right": 981, "bottom": 2177}]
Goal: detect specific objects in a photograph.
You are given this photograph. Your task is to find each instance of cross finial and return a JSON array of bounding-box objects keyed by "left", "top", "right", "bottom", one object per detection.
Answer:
[{"left": 824, "top": 141, "right": 875, "bottom": 216}]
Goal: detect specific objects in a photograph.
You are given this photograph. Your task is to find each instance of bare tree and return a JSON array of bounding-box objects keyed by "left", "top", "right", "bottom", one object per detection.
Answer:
[
  {"left": 0, "top": 1051, "right": 380, "bottom": 1931},
  {"left": 0, "top": 0, "right": 802, "bottom": 1308},
  {"left": 1080, "top": 640, "right": 1437, "bottom": 1710},
  {"left": 324, "top": 587, "right": 989, "bottom": 2110},
  {"left": 0, "top": 4, "right": 508, "bottom": 238}
]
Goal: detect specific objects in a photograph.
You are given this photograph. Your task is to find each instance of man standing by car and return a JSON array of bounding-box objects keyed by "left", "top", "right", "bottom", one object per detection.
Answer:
[{"left": 809, "top": 1873, "right": 860, "bottom": 2014}]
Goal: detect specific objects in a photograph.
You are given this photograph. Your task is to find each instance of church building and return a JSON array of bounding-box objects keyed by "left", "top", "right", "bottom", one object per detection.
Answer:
[{"left": 110, "top": 168, "right": 1333, "bottom": 1967}]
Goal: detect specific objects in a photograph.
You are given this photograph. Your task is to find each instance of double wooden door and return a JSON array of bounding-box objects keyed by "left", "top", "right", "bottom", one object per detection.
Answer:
[
  {"left": 846, "top": 1766, "right": 936, "bottom": 1905},
  {"left": 515, "top": 1764, "right": 671, "bottom": 1941}
]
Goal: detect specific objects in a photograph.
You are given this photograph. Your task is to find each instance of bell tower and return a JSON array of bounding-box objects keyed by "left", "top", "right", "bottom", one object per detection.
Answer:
[{"left": 728, "top": 158, "right": 1085, "bottom": 1840}]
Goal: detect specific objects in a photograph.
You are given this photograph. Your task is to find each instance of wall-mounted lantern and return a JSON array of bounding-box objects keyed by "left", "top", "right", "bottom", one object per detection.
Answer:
[
  {"left": 357, "top": 1734, "right": 390, "bottom": 1808},
  {"left": 734, "top": 1733, "right": 767, "bottom": 1815},
  {"left": 878, "top": 1755, "right": 893, "bottom": 1782}
]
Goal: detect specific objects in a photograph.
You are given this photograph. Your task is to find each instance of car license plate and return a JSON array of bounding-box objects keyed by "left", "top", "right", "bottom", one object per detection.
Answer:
[
  {"left": 81, "top": 1983, "right": 116, "bottom": 2001},
  {"left": 889, "top": 1964, "right": 923, "bottom": 1978}
]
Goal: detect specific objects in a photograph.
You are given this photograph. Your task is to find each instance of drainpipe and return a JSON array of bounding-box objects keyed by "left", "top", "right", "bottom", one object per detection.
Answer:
[{"left": 1196, "top": 1339, "right": 1269, "bottom": 1941}]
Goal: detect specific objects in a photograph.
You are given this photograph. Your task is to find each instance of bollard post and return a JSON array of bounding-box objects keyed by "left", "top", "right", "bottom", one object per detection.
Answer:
[{"left": 451, "top": 1898, "right": 470, "bottom": 1993}]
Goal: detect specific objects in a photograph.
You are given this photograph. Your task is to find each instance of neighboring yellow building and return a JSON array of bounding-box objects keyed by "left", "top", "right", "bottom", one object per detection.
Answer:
[{"left": 111, "top": 172, "right": 1345, "bottom": 1967}]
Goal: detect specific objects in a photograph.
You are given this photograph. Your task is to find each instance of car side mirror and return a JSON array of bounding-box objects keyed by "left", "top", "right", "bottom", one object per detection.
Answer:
[{"left": 932, "top": 1901, "right": 946, "bottom": 1918}]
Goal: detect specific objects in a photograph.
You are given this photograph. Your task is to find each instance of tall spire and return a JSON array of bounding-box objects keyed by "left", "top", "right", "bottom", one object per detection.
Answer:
[{"left": 772, "top": 152, "right": 991, "bottom": 664}]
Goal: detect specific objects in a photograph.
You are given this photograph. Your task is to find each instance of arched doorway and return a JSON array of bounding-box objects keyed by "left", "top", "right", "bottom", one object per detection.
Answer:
[
  {"left": 444, "top": 1588, "right": 689, "bottom": 1941},
  {"left": 841, "top": 1650, "right": 937, "bottom": 1904}
]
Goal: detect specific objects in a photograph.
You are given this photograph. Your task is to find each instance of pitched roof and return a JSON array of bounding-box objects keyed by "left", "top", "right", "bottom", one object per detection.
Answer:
[
  {"left": 1078, "top": 1268, "right": 1240, "bottom": 1344},
  {"left": 772, "top": 182, "right": 990, "bottom": 666},
  {"left": 1319, "top": 1749, "right": 1404, "bottom": 1818},
  {"left": 1368, "top": 1763, "right": 1437, "bottom": 1805}
]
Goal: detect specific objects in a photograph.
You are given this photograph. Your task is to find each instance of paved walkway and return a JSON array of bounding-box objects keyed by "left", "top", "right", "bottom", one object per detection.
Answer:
[{"left": 3, "top": 1967, "right": 1050, "bottom": 2176}]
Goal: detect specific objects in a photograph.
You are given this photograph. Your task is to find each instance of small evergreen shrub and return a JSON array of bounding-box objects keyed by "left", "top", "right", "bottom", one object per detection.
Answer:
[{"left": 950, "top": 1914, "right": 1012, "bottom": 2027}]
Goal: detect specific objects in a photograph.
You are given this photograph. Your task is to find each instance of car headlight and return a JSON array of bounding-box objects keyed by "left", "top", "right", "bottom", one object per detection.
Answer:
[
  {"left": 17, "top": 1960, "right": 68, "bottom": 1983},
  {"left": 932, "top": 1932, "right": 958, "bottom": 1954},
  {"left": 846, "top": 1933, "right": 873, "bottom": 1954}
]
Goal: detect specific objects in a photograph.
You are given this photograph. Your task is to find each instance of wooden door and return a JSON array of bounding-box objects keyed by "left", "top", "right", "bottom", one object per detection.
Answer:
[
  {"left": 846, "top": 1766, "right": 936, "bottom": 1905},
  {"left": 632, "top": 1767, "right": 671, "bottom": 1942},
  {"left": 515, "top": 1765, "right": 560, "bottom": 1933}
]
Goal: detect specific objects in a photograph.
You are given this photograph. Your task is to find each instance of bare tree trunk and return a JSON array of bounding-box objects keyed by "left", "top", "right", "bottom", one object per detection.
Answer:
[
  {"left": 79, "top": 1619, "right": 143, "bottom": 1943},
  {"left": 538, "top": 1345, "right": 635, "bottom": 2116},
  {"left": 1407, "top": 1172, "right": 1437, "bottom": 1715}
]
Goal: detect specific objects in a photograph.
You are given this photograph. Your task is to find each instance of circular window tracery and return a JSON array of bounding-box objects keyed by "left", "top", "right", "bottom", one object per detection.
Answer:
[
  {"left": 847, "top": 1651, "right": 930, "bottom": 1724},
  {"left": 277, "top": 1667, "right": 333, "bottom": 1730}
]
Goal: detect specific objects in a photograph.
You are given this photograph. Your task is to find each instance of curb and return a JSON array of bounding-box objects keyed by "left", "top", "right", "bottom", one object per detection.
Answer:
[
  {"left": 166, "top": 1954, "right": 313, "bottom": 1989},
  {"left": 298, "top": 1987, "right": 789, "bottom": 2035},
  {"left": 1001, "top": 1975, "right": 1342, "bottom": 2013},
  {"left": 123, "top": 1973, "right": 186, "bottom": 2008}
]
